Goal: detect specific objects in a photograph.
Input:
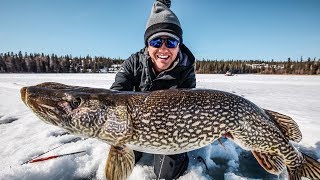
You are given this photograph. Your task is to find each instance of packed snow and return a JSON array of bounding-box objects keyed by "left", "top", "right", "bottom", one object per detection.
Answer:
[{"left": 0, "top": 73, "right": 319, "bottom": 180}]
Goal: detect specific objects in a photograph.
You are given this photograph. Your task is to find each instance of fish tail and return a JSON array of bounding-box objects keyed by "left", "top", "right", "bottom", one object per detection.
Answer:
[
  {"left": 105, "top": 145, "right": 135, "bottom": 180},
  {"left": 300, "top": 153, "right": 320, "bottom": 179},
  {"left": 288, "top": 152, "right": 320, "bottom": 180}
]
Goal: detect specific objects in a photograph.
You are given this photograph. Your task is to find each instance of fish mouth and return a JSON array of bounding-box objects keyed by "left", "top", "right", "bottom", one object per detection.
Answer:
[
  {"left": 21, "top": 87, "right": 27, "bottom": 105},
  {"left": 20, "top": 86, "right": 40, "bottom": 111},
  {"left": 20, "top": 86, "right": 61, "bottom": 126}
]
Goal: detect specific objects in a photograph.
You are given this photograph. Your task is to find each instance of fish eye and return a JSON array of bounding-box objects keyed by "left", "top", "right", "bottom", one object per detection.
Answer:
[{"left": 70, "top": 97, "right": 82, "bottom": 109}]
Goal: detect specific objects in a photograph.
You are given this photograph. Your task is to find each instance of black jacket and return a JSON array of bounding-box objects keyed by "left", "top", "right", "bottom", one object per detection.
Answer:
[{"left": 110, "top": 44, "right": 196, "bottom": 91}]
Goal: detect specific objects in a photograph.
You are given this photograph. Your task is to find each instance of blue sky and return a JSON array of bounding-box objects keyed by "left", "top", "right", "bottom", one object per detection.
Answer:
[{"left": 1, "top": 0, "right": 319, "bottom": 61}]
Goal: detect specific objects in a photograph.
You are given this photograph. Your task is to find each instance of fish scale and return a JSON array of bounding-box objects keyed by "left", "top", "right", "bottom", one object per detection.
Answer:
[
  {"left": 128, "top": 89, "right": 269, "bottom": 153},
  {"left": 20, "top": 82, "right": 320, "bottom": 180}
]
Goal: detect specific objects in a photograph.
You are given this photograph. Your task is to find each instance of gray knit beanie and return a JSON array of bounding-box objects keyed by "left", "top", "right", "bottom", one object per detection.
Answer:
[{"left": 144, "top": 0, "right": 183, "bottom": 46}]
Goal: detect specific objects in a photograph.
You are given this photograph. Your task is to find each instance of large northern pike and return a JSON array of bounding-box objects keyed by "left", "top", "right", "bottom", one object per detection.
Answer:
[{"left": 21, "top": 82, "right": 320, "bottom": 180}]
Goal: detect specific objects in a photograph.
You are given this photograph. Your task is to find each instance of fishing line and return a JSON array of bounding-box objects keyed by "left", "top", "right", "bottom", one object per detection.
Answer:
[{"left": 157, "top": 155, "right": 166, "bottom": 180}]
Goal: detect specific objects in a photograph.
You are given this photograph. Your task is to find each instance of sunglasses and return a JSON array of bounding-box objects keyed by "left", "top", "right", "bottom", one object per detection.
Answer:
[{"left": 149, "top": 37, "right": 179, "bottom": 48}]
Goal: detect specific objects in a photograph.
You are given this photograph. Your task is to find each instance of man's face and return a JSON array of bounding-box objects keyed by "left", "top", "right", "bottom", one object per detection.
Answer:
[{"left": 147, "top": 36, "right": 179, "bottom": 73}]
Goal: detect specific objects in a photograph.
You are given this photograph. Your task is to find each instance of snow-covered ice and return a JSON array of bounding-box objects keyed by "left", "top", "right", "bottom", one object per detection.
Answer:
[{"left": 0, "top": 73, "right": 319, "bottom": 180}]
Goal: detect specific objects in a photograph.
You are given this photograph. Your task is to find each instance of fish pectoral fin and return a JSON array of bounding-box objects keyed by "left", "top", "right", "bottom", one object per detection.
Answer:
[
  {"left": 105, "top": 145, "right": 135, "bottom": 180},
  {"left": 264, "top": 109, "right": 302, "bottom": 143},
  {"left": 252, "top": 150, "right": 285, "bottom": 175}
]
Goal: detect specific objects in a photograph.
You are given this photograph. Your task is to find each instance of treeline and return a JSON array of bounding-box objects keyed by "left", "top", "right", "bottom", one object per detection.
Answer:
[
  {"left": 195, "top": 58, "right": 320, "bottom": 75},
  {"left": 0, "top": 51, "right": 123, "bottom": 73},
  {"left": 1, "top": 52, "right": 319, "bottom": 74}
]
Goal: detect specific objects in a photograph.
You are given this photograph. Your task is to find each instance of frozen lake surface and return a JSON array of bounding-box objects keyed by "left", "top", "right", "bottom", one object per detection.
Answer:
[{"left": 0, "top": 73, "right": 319, "bottom": 180}]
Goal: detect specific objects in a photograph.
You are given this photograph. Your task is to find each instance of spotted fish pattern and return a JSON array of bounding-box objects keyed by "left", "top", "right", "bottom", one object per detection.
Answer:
[{"left": 21, "top": 82, "right": 320, "bottom": 180}]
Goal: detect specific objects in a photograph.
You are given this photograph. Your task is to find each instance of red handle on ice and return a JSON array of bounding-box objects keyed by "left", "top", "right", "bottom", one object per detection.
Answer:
[
  {"left": 29, "top": 156, "right": 59, "bottom": 163},
  {"left": 28, "top": 150, "right": 86, "bottom": 163}
]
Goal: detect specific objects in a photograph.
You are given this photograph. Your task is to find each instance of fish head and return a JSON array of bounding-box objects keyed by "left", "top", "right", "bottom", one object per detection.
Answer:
[{"left": 21, "top": 82, "right": 132, "bottom": 145}]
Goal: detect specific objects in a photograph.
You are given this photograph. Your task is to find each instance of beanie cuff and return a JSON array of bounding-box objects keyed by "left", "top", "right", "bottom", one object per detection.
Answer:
[
  {"left": 148, "top": 32, "right": 180, "bottom": 43},
  {"left": 144, "top": 23, "right": 183, "bottom": 46}
]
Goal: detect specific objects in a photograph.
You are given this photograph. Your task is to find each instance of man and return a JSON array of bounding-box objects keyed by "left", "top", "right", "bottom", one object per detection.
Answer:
[{"left": 110, "top": 0, "right": 196, "bottom": 179}]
